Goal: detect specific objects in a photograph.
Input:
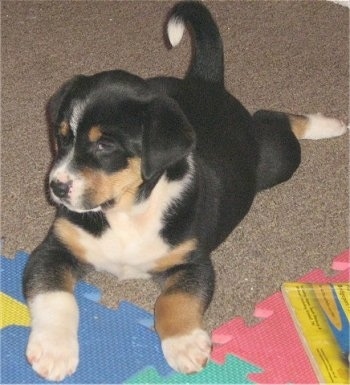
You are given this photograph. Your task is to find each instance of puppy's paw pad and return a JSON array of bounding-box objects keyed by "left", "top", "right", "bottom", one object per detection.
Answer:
[
  {"left": 162, "top": 328, "right": 212, "bottom": 374},
  {"left": 26, "top": 329, "right": 79, "bottom": 381}
]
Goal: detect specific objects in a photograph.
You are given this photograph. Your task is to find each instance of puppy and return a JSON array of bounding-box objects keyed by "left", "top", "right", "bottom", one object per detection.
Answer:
[{"left": 23, "top": 1, "right": 346, "bottom": 381}]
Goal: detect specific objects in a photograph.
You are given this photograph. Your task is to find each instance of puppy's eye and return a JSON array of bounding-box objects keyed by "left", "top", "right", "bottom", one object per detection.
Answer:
[{"left": 95, "top": 139, "right": 116, "bottom": 153}]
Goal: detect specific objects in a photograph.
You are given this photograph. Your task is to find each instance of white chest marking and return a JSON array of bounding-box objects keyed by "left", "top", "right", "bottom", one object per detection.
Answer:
[
  {"left": 79, "top": 206, "right": 169, "bottom": 279},
  {"left": 73, "top": 173, "right": 191, "bottom": 279}
]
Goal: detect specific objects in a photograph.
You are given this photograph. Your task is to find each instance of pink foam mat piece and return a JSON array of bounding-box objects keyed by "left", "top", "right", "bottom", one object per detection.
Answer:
[
  {"left": 211, "top": 249, "right": 349, "bottom": 384},
  {"left": 332, "top": 249, "right": 350, "bottom": 271}
]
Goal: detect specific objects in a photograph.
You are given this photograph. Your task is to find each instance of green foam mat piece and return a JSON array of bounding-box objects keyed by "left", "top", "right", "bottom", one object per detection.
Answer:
[{"left": 126, "top": 354, "right": 262, "bottom": 384}]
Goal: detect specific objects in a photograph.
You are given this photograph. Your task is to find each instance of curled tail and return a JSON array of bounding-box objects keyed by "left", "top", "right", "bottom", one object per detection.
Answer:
[{"left": 167, "top": 1, "right": 224, "bottom": 85}]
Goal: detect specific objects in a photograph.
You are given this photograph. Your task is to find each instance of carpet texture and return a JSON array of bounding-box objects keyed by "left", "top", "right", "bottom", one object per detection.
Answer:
[{"left": 2, "top": 0, "right": 349, "bottom": 329}]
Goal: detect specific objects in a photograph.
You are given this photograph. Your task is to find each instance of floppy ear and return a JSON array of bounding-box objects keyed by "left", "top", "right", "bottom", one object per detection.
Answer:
[
  {"left": 141, "top": 97, "right": 195, "bottom": 180},
  {"left": 46, "top": 75, "right": 85, "bottom": 128}
]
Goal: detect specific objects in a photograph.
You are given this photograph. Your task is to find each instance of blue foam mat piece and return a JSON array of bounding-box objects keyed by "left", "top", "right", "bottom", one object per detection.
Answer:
[
  {"left": 1, "top": 252, "right": 174, "bottom": 383},
  {"left": 1, "top": 250, "right": 102, "bottom": 303}
]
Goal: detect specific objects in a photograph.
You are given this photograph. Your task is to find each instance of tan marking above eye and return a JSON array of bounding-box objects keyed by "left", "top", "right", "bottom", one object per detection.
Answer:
[
  {"left": 88, "top": 126, "right": 103, "bottom": 143},
  {"left": 58, "top": 121, "right": 71, "bottom": 137}
]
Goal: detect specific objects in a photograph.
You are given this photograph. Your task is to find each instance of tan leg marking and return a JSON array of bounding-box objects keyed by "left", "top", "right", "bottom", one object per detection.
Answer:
[
  {"left": 155, "top": 292, "right": 204, "bottom": 339},
  {"left": 152, "top": 239, "right": 197, "bottom": 273},
  {"left": 24, "top": 263, "right": 76, "bottom": 300},
  {"left": 288, "top": 114, "right": 309, "bottom": 139},
  {"left": 62, "top": 270, "right": 76, "bottom": 293},
  {"left": 156, "top": 293, "right": 211, "bottom": 373}
]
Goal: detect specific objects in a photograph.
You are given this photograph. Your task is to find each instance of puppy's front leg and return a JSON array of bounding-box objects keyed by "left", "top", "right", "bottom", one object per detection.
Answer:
[
  {"left": 155, "top": 260, "right": 215, "bottom": 374},
  {"left": 23, "top": 235, "right": 82, "bottom": 381}
]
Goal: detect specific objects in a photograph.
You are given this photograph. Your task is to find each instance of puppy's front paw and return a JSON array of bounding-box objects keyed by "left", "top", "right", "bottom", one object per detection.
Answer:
[
  {"left": 26, "top": 328, "right": 79, "bottom": 381},
  {"left": 161, "top": 328, "right": 212, "bottom": 373}
]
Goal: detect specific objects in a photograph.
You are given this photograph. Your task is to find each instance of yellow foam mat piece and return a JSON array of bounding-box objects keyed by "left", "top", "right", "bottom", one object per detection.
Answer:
[{"left": 0, "top": 292, "right": 31, "bottom": 328}]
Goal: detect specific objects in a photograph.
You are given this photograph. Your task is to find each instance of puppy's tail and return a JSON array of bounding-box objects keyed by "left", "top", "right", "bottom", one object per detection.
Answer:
[{"left": 167, "top": 1, "right": 224, "bottom": 85}]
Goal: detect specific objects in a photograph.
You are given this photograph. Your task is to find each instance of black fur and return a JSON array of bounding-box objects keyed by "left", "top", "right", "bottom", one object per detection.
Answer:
[{"left": 23, "top": 1, "right": 304, "bottom": 377}]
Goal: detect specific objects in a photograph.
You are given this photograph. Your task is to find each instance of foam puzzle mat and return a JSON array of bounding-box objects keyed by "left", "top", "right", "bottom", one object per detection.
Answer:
[{"left": 1, "top": 249, "right": 349, "bottom": 383}]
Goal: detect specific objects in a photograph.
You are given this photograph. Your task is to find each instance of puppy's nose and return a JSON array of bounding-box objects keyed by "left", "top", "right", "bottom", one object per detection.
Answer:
[{"left": 50, "top": 180, "right": 72, "bottom": 199}]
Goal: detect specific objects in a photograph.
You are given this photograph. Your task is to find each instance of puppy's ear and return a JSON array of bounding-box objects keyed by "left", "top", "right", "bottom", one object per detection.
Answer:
[
  {"left": 46, "top": 75, "right": 85, "bottom": 128},
  {"left": 141, "top": 97, "right": 195, "bottom": 180}
]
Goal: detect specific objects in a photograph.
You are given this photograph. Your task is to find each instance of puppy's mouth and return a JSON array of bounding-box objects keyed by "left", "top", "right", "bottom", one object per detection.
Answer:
[
  {"left": 50, "top": 179, "right": 119, "bottom": 213},
  {"left": 49, "top": 183, "right": 102, "bottom": 214},
  {"left": 51, "top": 195, "right": 102, "bottom": 214},
  {"left": 49, "top": 157, "right": 142, "bottom": 214},
  {"left": 101, "top": 199, "right": 116, "bottom": 210},
  {"left": 64, "top": 202, "right": 102, "bottom": 214},
  {"left": 52, "top": 189, "right": 118, "bottom": 214}
]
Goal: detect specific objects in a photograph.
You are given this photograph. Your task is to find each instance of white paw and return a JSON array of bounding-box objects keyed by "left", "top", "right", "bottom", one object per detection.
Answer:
[
  {"left": 26, "top": 327, "right": 79, "bottom": 381},
  {"left": 161, "top": 328, "right": 212, "bottom": 373},
  {"left": 305, "top": 113, "right": 347, "bottom": 139}
]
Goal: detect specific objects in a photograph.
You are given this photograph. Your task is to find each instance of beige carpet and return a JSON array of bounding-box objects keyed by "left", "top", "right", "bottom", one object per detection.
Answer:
[{"left": 2, "top": 0, "right": 349, "bottom": 330}]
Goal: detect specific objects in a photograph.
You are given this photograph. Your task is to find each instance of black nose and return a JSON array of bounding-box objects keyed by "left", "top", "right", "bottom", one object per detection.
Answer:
[{"left": 50, "top": 180, "right": 72, "bottom": 199}]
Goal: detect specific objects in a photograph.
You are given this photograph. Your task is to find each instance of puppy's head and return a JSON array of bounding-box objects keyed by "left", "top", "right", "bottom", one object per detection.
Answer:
[{"left": 48, "top": 71, "right": 195, "bottom": 213}]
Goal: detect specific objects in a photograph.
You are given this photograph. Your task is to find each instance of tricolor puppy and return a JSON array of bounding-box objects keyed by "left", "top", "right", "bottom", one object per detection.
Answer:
[{"left": 24, "top": 1, "right": 346, "bottom": 381}]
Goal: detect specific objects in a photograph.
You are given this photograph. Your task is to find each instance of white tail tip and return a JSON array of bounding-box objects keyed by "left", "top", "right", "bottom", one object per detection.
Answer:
[{"left": 167, "top": 17, "right": 185, "bottom": 47}]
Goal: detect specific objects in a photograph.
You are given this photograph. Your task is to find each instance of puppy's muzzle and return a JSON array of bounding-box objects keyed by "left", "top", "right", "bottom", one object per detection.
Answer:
[{"left": 50, "top": 179, "right": 72, "bottom": 199}]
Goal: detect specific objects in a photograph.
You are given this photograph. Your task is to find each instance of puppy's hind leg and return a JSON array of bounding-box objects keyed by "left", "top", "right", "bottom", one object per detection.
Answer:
[
  {"left": 252, "top": 110, "right": 347, "bottom": 192},
  {"left": 288, "top": 112, "right": 347, "bottom": 140},
  {"left": 252, "top": 110, "right": 301, "bottom": 192}
]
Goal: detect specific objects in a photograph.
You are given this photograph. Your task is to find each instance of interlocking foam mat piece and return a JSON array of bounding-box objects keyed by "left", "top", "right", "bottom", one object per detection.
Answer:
[
  {"left": 1, "top": 249, "right": 349, "bottom": 383},
  {"left": 211, "top": 249, "right": 350, "bottom": 384},
  {"left": 0, "top": 251, "right": 261, "bottom": 384},
  {"left": 125, "top": 354, "right": 261, "bottom": 384},
  {"left": 1, "top": 252, "right": 173, "bottom": 384}
]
